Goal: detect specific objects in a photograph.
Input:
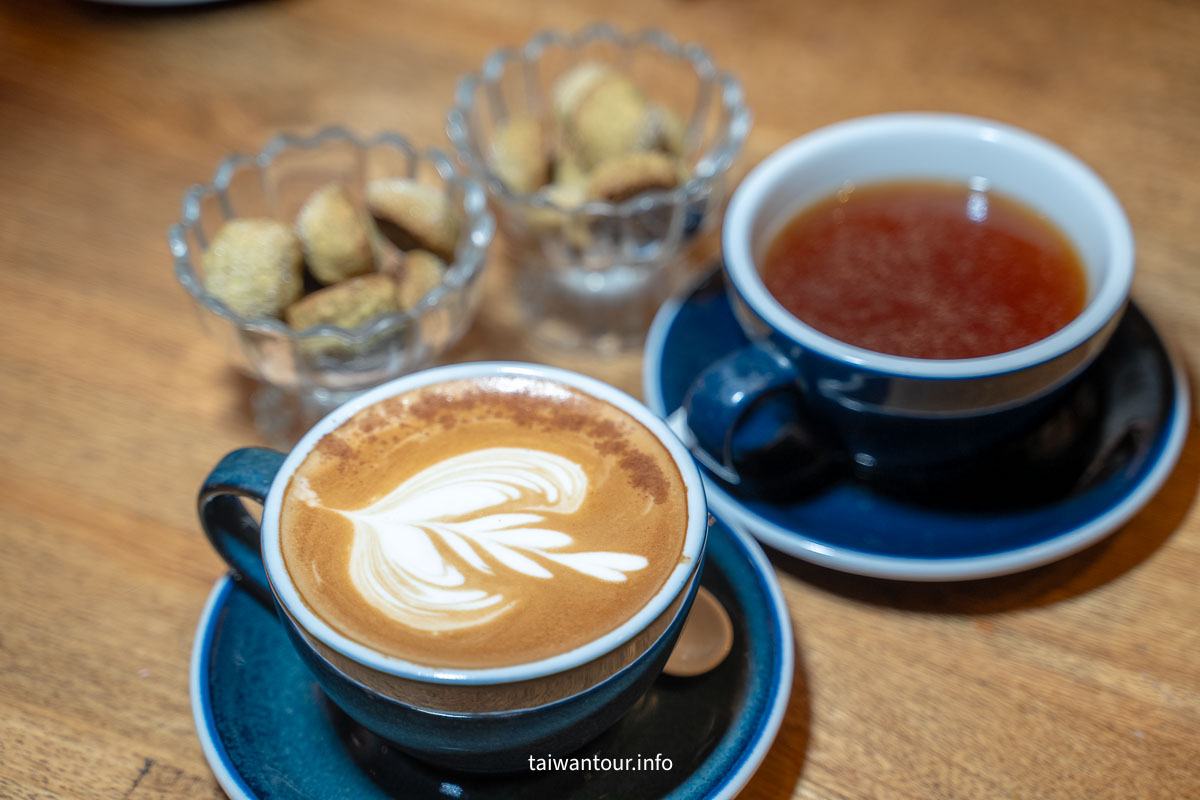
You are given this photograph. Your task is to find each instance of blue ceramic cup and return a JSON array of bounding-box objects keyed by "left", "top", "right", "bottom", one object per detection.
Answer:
[
  {"left": 198, "top": 362, "right": 708, "bottom": 772},
  {"left": 681, "top": 113, "right": 1134, "bottom": 495}
]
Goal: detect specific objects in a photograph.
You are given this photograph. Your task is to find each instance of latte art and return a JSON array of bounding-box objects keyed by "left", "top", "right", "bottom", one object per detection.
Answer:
[
  {"left": 280, "top": 375, "right": 688, "bottom": 669},
  {"left": 293, "top": 448, "right": 648, "bottom": 631}
]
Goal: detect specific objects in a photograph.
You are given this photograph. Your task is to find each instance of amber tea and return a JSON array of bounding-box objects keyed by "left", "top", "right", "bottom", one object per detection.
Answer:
[{"left": 761, "top": 180, "right": 1087, "bottom": 360}]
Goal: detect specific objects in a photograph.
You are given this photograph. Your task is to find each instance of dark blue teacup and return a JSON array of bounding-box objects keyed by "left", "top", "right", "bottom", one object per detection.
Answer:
[
  {"left": 682, "top": 114, "right": 1134, "bottom": 496},
  {"left": 198, "top": 362, "right": 709, "bottom": 772}
]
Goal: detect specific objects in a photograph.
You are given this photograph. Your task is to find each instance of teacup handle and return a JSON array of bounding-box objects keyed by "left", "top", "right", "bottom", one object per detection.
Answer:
[
  {"left": 197, "top": 447, "right": 287, "bottom": 605},
  {"left": 679, "top": 342, "right": 840, "bottom": 495}
]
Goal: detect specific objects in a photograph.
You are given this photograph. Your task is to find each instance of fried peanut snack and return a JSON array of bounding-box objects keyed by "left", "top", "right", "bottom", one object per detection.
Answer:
[
  {"left": 550, "top": 61, "right": 616, "bottom": 128},
  {"left": 586, "top": 151, "right": 680, "bottom": 203},
  {"left": 552, "top": 147, "right": 590, "bottom": 188},
  {"left": 640, "top": 104, "right": 687, "bottom": 157},
  {"left": 203, "top": 218, "right": 304, "bottom": 319},
  {"left": 295, "top": 184, "right": 374, "bottom": 285},
  {"left": 542, "top": 180, "right": 588, "bottom": 209},
  {"left": 366, "top": 179, "right": 460, "bottom": 263},
  {"left": 488, "top": 115, "right": 551, "bottom": 195},
  {"left": 395, "top": 250, "right": 447, "bottom": 310},
  {"left": 568, "top": 73, "right": 650, "bottom": 170},
  {"left": 524, "top": 180, "right": 588, "bottom": 241},
  {"left": 283, "top": 272, "right": 399, "bottom": 332}
]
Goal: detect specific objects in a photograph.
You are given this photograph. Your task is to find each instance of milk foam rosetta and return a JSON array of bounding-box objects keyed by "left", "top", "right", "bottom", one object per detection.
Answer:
[
  {"left": 280, "top": 376, "right": 688, "bottom": 669},
  {"left": 291, "top": 447, "right": 649, "bottom": 632}
]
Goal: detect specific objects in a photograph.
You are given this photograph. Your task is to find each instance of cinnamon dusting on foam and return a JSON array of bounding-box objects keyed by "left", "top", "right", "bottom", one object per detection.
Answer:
[
  {"left": 279, "top": 376, "right": 687, "bottom": 669},
  {"left": 314, "top": 434, "right": 354, "bottom": 461},
  {"left": 370, "top": 379, "right": 672, "bottom": 505},
  {"left": 619, "top": 451, "right": 669, "bottom": 505}
]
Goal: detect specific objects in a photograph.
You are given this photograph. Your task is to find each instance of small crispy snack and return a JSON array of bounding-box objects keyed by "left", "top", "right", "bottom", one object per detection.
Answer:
[
  {"left": 488, "top": 115, "right": 551, "bottom": 195},
  {"left": 295, "top": 184, "right": 374, "bottom": 285},
  {"left": 367, "top": 179, "right": 460, "bottom": 262},
  {"left": 586, "top": 151, "right": 680, "bottom": 203},
  {"left": 526, "top": 180, "right": 589, "bottom": 244},
  {"left": 396, "top": 250, "right": 447, "bottom": 310},
  {"left": 550, "top": 61, "right": 616, "bottom": 127},
  {"left": 568, "top": 73, "right": 650, "bottom": 169},
  {"left": 639, "top": 104, "right": 687, "bottom": 157},
  {"left": 284, "top": 273, "right": 399, "bottom": 332},
  {"left": 203, "top": 218, "right": 304, "bottom": 319},
  {"left": 552, "top": 147, "right": 590, "bottom": 188},
  {"left": 542, "top": 181, "right": 588, "bottom": 210}
]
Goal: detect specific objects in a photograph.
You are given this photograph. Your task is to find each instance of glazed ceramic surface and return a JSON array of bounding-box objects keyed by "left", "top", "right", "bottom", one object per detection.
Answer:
[
  {"left": 691, "top": 113, "right": 1135, "bottom": 483},
  {"left": 645, "top": 269, "right": 1189, "bottom": 580},
  {"left": 197, "top": 362, "right": 710, "bottom": 768},
  {"left": 191, "top": 516, "right": 792, "bottom": 799}
]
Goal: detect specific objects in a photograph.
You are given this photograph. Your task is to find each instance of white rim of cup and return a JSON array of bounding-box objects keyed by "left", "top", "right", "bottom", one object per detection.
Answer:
[
  {"left": 260, "top": 361, "right": 708, "bottom": 684},
  {"left": 722, "top": 112, "right": 1135, "bottom": 378}
]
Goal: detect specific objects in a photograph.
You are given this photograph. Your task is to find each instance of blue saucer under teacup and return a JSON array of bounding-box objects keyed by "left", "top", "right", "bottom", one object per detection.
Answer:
[
  {"left": 644, "top": 268, "right": 1189, "bottom": 581},
  {"left": 190, "top": 515, "right": 793, "bottom": 800}
]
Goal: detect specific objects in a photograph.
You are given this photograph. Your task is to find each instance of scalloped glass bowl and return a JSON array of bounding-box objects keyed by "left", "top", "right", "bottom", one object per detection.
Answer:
[
  {"left": 169, "top": 129, "right": 495, "bottom": 437},
  {"left": 448, "top": 24, "right": 750, "bottom": 353}
]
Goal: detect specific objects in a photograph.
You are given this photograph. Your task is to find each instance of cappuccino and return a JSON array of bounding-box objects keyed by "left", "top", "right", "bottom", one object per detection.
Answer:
[{"left": 279, "top": 375, "right": 688, "bottom": 669}]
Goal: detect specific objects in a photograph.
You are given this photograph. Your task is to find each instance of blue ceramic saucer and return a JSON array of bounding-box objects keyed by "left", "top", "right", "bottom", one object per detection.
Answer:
[
  {"left": 644, "top": 269, "right": 1190, "bottom": 581},
  {"left": 190, "top": 516, "right": 792, "bottom": 800}
]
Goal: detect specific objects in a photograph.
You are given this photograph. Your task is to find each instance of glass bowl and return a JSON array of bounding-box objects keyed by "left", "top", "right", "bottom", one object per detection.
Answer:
[
  {"left": 447, "top": 23, "right": 750, "bottom": 354},
  {"left": 169, "top": 128, "right": 495, "bottom": 439}
]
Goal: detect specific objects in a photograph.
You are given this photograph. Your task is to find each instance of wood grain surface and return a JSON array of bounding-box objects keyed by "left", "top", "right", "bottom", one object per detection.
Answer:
[{"left": 2, "top": 0, "right": 1198, "bottom": 798}]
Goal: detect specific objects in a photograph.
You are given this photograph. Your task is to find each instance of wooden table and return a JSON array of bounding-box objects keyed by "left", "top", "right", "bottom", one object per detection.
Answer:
[{"left": 2, "top": 0, "right": 1197, "bottom": 797}]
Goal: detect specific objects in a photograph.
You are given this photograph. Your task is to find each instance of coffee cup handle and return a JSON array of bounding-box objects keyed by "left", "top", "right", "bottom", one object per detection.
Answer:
[
  {"left": 678, "top": 343, "right": 840, "bottom": 494},
  {"left": 198, "top": 447, "right": 287, "bottom": 605}
]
